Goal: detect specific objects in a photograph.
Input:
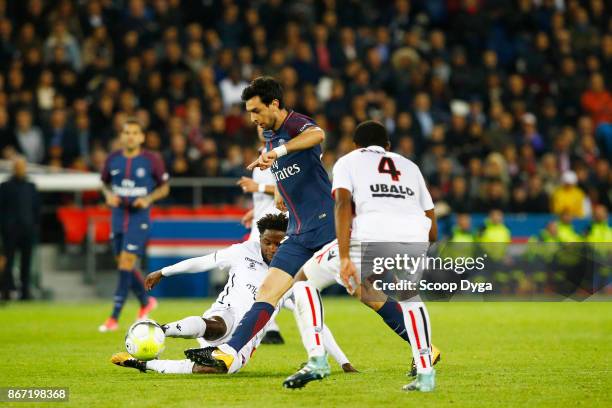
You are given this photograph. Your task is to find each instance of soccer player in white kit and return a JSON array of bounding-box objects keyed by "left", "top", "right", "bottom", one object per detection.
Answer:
[
  {"left": 301, "top": 120, "right": 438, "bottom": 392},
  {"left": 110, "top": 214, "right": 355, "bottom": 374}
]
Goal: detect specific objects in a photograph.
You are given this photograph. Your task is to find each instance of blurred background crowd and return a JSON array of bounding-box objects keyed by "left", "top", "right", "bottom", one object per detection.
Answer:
[{"left": 0, "top": 0, "right": 610, "bottom": 215}]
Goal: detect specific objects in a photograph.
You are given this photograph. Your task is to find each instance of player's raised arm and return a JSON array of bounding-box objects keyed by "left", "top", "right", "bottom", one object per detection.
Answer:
[{"left": 248, "top": 127, "right": 325, "bottom": 170}]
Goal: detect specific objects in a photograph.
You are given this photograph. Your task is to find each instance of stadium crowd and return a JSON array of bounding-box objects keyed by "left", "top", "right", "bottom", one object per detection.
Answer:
[{"left": 0, "top": 0, "right": 610, "bottom": 215}]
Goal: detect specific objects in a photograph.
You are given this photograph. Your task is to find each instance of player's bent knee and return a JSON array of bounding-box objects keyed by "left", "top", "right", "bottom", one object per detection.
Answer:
[
  {"left": 203, "top": 316, "right": 227, "bottom": 341},
  {"left": 293, "top": 269, "right": 308, "bottom": 282}
]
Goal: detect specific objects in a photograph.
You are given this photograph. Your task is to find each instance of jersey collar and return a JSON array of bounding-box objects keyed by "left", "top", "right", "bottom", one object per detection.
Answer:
[
  {"left": 367, "top": 145, "right": 386, "bottom": 152},
  {"left": 274, "top": 110, "right": 294, "bottom": 133}
]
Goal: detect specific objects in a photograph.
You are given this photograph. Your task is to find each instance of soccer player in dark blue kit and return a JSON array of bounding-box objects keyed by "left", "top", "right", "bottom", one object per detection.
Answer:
[
  {"left": 185, "top": 77, "right": 336, "bottom": 387},
  {"left": 98, "top": 118, "right": 170, "bottom": 332}
]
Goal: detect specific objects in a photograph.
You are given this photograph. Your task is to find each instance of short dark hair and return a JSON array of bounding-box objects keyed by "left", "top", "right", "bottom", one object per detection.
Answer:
[
  {"left": 123, "top": 117, "right": 145, "bottom": 132},
  {"left": 353, "top": 120, "right": 389, "bottom": 148},
  {"left": 257, "top": 213, "right": 288, "bottom": 235},
  {"left": 241, "top": 76, "right": 284, "bottom": 108}
]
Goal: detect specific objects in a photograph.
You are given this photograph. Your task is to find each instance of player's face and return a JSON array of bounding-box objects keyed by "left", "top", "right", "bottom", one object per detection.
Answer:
[
  {"left": 120, "top": 123, "right": 145, "bottom": 151},
  {"left": 260, "top": 229, "right": 285, "bottom": 263},
  {"left": 245, "top": 96, "right": 280, "bottom": 131}
]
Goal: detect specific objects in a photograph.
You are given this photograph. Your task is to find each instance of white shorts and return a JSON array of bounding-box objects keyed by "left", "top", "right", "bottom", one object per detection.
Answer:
[
  {"left": 303, "top": 239, "right": 362, "bottom": 291},
  {"left": 303, "top": 239, "right": 430, "bottom": 294},
  {"left": 197, "top": 303, "right": 241, "bottom": 347}
]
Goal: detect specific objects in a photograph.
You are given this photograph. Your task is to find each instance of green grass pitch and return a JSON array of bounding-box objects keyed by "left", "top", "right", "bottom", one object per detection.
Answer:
[{"left": 0, "top": 298, "right": 610, "bottom": 407}]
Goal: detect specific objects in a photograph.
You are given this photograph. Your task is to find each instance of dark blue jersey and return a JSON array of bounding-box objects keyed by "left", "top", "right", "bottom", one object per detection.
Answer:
[
  {"left": 263, "top": 111, "right": 335, "bottom": 236},
  {"left": 101, "top": 149, "right": 168, "bottom": 233}
]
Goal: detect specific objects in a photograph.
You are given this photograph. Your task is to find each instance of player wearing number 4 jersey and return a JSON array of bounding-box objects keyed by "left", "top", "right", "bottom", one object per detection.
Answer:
[{"left": 302, "top": 120, "right": 440, "bottom": 392}]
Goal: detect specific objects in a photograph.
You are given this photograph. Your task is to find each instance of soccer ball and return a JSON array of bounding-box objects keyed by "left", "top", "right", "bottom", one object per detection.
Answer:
[{"left": 125, "top": 320, "right": 165, "bottom": 361}]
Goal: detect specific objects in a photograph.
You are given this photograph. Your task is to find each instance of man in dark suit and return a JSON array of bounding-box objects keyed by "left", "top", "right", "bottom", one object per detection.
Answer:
[{"left": 0, "top": 157, "right": 39, "bottom": 300}]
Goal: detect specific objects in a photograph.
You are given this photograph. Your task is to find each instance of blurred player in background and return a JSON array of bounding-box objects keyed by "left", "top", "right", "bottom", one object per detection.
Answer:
[
  {"left": 98, "top": 118, "right": 169, "bottom": 332},
  {"left": 110, "top": 213, "right": 356, "bottom": 374},
  {"left": 302, "top": 120, "right": 439, "bottom": 392},
  {"left": 186, "top": 77, "right": 335, "bottom": 387},
  {"left": 237, "top": 127, "right": 285, "bottom": 344}
]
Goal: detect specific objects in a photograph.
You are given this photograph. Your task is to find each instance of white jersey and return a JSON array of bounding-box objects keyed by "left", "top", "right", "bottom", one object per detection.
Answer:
[
  {"left": 249, "top": 167, "right": 280, "bottom": 241},
  {"left": 161, "top": 240, "right": 269, "bottom": 313},
  {"left": 332, "top": 145, "right": 434, "bottom": 242}
]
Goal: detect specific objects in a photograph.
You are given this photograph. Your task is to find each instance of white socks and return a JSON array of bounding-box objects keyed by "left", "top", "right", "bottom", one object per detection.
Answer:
[
  {"left": 163, "top": 316, "right": 207, "bottom": 338},
  {"left": 292, "top": 281, "right": 326, "bottom": 359},
  {"left": 146, "top": 359, "right": 195, "bottom": 374},
  {"left": 321, "top": 324, "right": 349, "bottom": 366},
  {"left": 399, "top": 300, "right": 433, "bottom": 374}
]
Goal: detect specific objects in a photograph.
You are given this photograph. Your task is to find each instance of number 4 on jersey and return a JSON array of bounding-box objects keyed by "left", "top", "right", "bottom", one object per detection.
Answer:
[{"left": 378, "top": 157, "right": 401, "bottom": 181}]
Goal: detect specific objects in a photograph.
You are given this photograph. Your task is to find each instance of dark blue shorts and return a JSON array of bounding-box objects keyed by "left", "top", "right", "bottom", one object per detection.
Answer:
[
  {"left": 111, "top": 224, "right": 149, "bottom": 258},
  {"left": 270, "top": 222, "right": 335, "bottom": 277}
]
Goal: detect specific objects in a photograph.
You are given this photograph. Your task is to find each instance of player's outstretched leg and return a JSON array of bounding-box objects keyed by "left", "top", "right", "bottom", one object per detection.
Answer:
[
  {"left": 283, "top": 281, "right": 331, "bottom": 389},
  {"left": 111, "top": 352, "right": 225, "bottom": 374},
  {"left": 399, "top": 300, "right": 436, "bottom": 392},
  {"left": 162, "top": 316, "right": 207, "bottom": 338},
  {"left": 99, "top": 269, "right": 131, "bottom": 332}
]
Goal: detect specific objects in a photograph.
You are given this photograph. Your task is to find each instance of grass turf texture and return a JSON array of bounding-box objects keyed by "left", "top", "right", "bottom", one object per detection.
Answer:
[{"left": 0, "top": 299, "right": 610, "bottom": 407}]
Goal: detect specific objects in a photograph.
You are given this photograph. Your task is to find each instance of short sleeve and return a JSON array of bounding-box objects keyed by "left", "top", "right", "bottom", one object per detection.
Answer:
[
  {"left": 101, "top": 156, "right": 111, "bottom": 183},
  {"left": 150, "top": 152, "right": 169, "bottom": 186},
  {"left": 331, "top": 157, "right": 353, "bottom": 197},
  {"left": 416, "top": 166, "right": 434, "bottom": 211},
  {"left": 285, "top": 113, "right": 320, "bottom": 139}
]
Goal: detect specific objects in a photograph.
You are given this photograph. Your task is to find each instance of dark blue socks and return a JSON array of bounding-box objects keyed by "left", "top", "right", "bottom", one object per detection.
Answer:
[
  {"left": 376, "top": 298, "right": 410, "bottom": 343},
  {"left": 130, "top": 269, "right": 149, "bottom": 306},
  {"left": 227, "top": 302, "right": 275, "bottom": 352},
  {"left": 111, "top": 270, "right": 132, "bottom": 319}
]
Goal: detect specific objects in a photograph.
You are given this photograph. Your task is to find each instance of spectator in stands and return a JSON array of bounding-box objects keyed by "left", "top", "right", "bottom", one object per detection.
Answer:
[
  {"left": 219, "top": 68, "right": 248, "bottom": 110},
  {"left": 520, "top": 113, "right": 545, "bottom": 154},
  {"left": 551, "top": 171, "right": 587, "bottom": 218},
  {"left": 524, "top": 175, "right": 550, "bottom": 213},
  {"left": 45, "top": 108, "right": 79, "bottom": 167},
  {"left": 0, "top": 157, "right": 39, "bottom": 300},
  {"left": 446, "top": 176, "right": 473, "bottom": 214},
  {"left": 13, "top": 109, "right": 45, "bottom": 164},
  {"left": 0, "top": 0, "right": 607, "bottom": 219},
  {"left": 476, "top": 179, "right": 509, "bottom": 212},
  {"left": 0, "top": 107, "right": 14, "bottom": 156},
  {"left": 44, "top": 20, "right": 81, "bottom": 71},
  {"left": 510, "top": 186, "right": 529, "bottom": 213},
  {"left": 581, "top": 72, "right": 612, "bottom": 126}
]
